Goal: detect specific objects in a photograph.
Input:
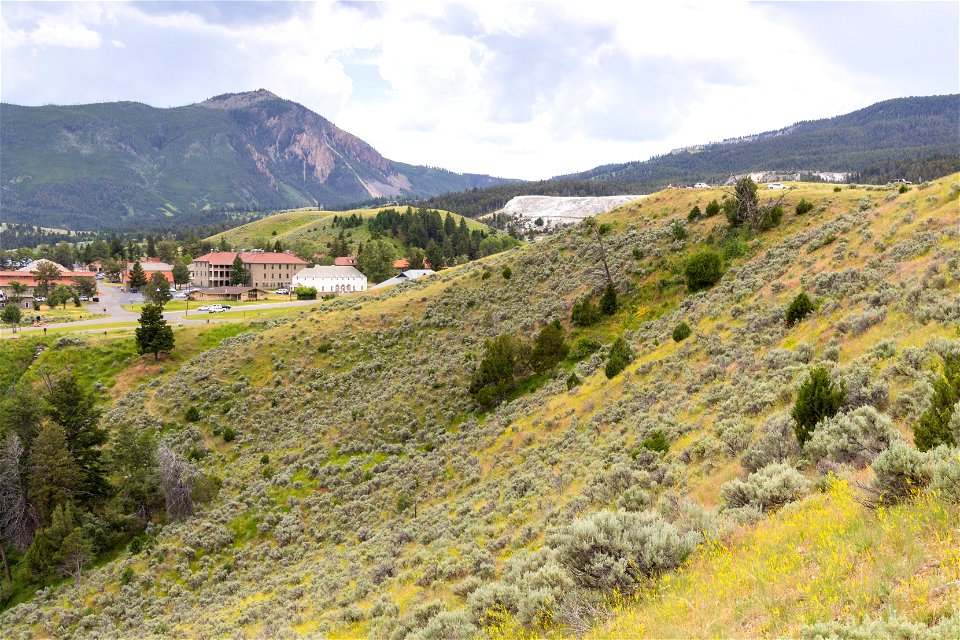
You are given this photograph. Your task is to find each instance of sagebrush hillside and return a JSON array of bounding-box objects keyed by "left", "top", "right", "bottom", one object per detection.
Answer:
[{"left": 1, "top": 175, "right": 959, "bottom": 639}]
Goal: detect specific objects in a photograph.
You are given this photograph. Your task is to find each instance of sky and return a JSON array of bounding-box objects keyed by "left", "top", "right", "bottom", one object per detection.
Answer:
[{"left": 1, "top": 1, "right": 958, "bottom": 180}]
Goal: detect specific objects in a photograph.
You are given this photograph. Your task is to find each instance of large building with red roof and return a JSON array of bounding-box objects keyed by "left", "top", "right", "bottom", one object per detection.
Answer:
[
  {"left": 188, "top": 251, "right": 308, "bottom": 289},
  {"left": 0, "top": 261, "right": 96, "bottom": 308}
]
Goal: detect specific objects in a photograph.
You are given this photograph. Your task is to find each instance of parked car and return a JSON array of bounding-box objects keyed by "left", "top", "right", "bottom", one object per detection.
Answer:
[
  {"left": 130, "top": 287, "right": 139, "bottom": 293},
  {"left": 79, "top": 295, "right": 89, "bottom": 302},
  {"left": 196, "top": 305, "right": 211, "bottom": 312},
  {"left": 766, "top": 183, "right": 790, "bottom": 189},
  {"left": 276, "top": 288, "right": 289, "bottom": 295},
  {"left": 221, "top": 305, "right": 232, "bottom": 310},
  {"left": 208, "top": 305, "right": 226, "bottom": 313}
]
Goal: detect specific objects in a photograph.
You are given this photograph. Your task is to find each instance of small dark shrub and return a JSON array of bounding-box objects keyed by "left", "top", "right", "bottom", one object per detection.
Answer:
[
  {"left": 599, "top": 284, "right": 618, "bottom": 315},
  {"left": 704, "top": 199, "right": 721, "bottom": 217},
  {"left": 913, "top": 354, "right": 959, "bottom": 451},
  {"left": 571, "top": 297, "right": 600, "bottom": 327},
  {"left": 568, "top": 337, "right": 601, "bottom": 362},
  {"left": 672, "top": 321, "right": 691, "bottom": 342},
  {"left": 605, "top": 337, "right": 634, "bottom": 379},
  {"left": 185, "top": 406, "right": 200, "bottom": 422},
  {"left": 502, "top": 266, "right": 512, "bottom": 280},
  {"left": 899, "top": 184, "right": 909, "bottom": 194},
  {"left": 785, "top": 292, "right": 815, "bottom": 326},
  {"left": 833, "top": 186, "right": 842, "bottom": 193},
  {"left": 684, "top": 251, "right": 723, "bottom": 291},
  {"left": 671, "top": 220, "right": 688, "bottom": 241},
  {"left": 641, "top": 430, "right": 670, "bottom": 453},
  {"left": 223, "top": 426, "right": 236, "bottom": 442},
  {"left": 481, "top": 270, "right": 491, "bottom": 280},
  {"left": 687, "top": 206, "right": 702, "bottom": 222},
  {"left": 792, "top": 366, "right": 846, "bottom": 446},
  {"left": 566, "top": 372, "right": 581, "bottom": 390},
  {"left": 795, "top": 199, "right": 814, "bottom": 215}
]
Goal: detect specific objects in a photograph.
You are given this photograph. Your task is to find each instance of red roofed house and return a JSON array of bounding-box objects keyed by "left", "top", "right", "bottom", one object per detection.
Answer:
[
  {"left": 122, "top": 261, "right": 174, "bottom": 292},
  {"left": 0, "top": 261, "right": 97, "bottom": 308},
  {"left": 333, "top": 256, "right": 358, "bottom": 267},
  {"left": 189, "top": 251, "right": 308, "bottom": 290}
]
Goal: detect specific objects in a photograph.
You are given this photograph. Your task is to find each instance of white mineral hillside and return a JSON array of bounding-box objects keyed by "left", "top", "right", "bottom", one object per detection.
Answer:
[{"left": 500, "top": 194, "right": 647, "bottom": 226}]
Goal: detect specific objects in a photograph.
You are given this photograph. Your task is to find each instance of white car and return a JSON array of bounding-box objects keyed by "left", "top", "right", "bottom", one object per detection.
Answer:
[
  {"left": 767, "top": 183, "right": 790, "bottom": 189},
  {"left": 196, "top": 305, "right": 211, "bottom": 312},
  {"left": 207, "top": 305, "right": 226, "bottom": 313},
  {"left": 79, "top": 295, "right": 89, "bottom": 302},
  {"left": 275, "top": 288, "right": 289, "bottom": 295}
]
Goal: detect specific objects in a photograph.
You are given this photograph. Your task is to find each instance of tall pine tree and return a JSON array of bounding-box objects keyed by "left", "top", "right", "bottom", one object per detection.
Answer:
[{"left": 45, "top": 375, "right": 109, "bottom": 504}]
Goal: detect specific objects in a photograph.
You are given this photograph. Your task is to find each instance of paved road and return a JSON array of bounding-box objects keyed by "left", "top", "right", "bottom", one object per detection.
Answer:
[{"left": 4, "top": 285, "right": 332, "bottom": 337}]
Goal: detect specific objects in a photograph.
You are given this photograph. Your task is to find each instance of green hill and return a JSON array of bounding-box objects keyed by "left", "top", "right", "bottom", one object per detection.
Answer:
[
  {"left": 1, "top": 174, "right": 959, "bottom": 638},
  {"left": 0, "top": 90, "right": 514, "bottom": 231},
  {"left": 206, "top": 206, "right": 496, "bottom": 260}
]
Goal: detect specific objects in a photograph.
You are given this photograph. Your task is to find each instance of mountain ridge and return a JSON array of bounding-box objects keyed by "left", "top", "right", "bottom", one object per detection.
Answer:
[{"left": 0, "top": 90, "right": 513, "bottom": 230}]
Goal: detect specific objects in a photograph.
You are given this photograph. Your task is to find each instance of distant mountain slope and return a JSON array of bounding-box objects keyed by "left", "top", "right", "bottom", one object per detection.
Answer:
[
  {"left": 415, "top": 95, "right": 960, "bottom": 217},
  {"left": 0, "top": 90, "right": 512, "bottom": 230},
  {"left": 564, "top": 94, "right": 960, "bottom": 184}
]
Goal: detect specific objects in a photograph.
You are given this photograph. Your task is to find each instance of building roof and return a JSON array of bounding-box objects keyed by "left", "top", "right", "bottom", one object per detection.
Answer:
[
  {"left": 128, "top": 261, "right": 173, "bottom": 271},
  {"left": 393, "top": 258, "right": 410, "bottom": 269},
  {"left": 192, "top": 251, "right": 308, "bottom": 266},
  {"left": 333, "top": 256, "right": 358, "bottom": 266},
  {"left": 0, "top": 271, "right": 95, "bottom": 287},
  {"left": 370, "top": 269, "right": 436, "bottom": 289},
  {"left": 401, "top": 269, "right": 436, "bottom": 279},
  {"left": 17, "top": 259, "right": 69, "bottom": 273},
  {"left": 124, "top": 270, "right": 174, "bottom": 284},
  {"left": 294, "top": 266, "right": 366, "bottom": 279}
]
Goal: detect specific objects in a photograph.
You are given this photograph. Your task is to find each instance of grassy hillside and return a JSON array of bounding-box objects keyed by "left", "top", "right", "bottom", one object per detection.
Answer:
[
  {"left": 206, "top": 206, "right": 496, "bottom": 256},
  {"left": 1, "top": 174, "right": 959, "bottom": 638}
]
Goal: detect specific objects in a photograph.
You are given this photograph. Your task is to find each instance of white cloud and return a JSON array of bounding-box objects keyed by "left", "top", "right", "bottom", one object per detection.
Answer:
[{"left": 1, "top": 1, "right": 956, "bottom": 179}]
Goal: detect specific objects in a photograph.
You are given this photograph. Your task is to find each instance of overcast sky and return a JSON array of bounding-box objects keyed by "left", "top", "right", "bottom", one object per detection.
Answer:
[{"left": 2, "top": 1, "right": 957, "bottom": 180}]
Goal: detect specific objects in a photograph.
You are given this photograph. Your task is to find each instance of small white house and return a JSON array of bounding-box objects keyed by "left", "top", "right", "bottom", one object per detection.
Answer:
[{"left": 292, "top": 266, "right": 367, "bottom": 294}]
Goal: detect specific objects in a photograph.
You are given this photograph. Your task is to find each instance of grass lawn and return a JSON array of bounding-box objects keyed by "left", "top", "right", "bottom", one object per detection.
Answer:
[{"left": 123, "top": 294, "right": 292, "bottom": 312}]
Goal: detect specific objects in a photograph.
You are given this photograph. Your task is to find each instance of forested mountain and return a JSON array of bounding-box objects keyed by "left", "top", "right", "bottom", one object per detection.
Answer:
[
  {"left": 415, "top": 95, "right": 960, "bottom": 217},
  {"left": 0, "top": 90, "right": 512, "bottom": 230}
]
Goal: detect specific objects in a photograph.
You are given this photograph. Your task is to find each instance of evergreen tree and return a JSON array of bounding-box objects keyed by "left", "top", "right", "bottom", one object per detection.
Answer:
[
  {"left": 599, "top": 284, "right": 618, "bottom": 315},
  {"left": 792, "top": 366, "right": 846, "bottom": 446},
  {"left": 171, "top": 264, "right": 190, "bottom": 290},
  {"left": 32, "top": 261, "right": 61, "bottom": 298},
  {"left": 530, "top": 320, "right": 569, "bottom": 373},
  {"left": 469, "top": 335, "right": 524, "bottom": 408},
  {"left": 136, "top": 303, "right": 175, "bottom": 361},
  {"left": 27, "top": 423, "right": 83, "bottom": 525},
  {"left": 684, "top": 251, "right": 723, "bottom": 291},
  {"left": 785, "top": 292, "right": 815, "bottom": 326},
  {"left": 406, "top": 247, "right": 426, "bottom": 270},
  {"left": 45, "top": 375, "right": 108, "bottom": 503},
  {"left": 128, "top": 260, "right": 148, "bottom": 290},
  {"left": 704, "top": 199, "right": 721, "bottom": 217},
  {"left": 2, "top": 304, "right": 22, "bottom": 333},
  {"left": 571, "top": 296, "right": 600, "bottom": 327},
  {"left": 229, "top": 254, "right": 248, "bottom": 285},
  {"left": 0, "top": 385, "right": 43, "bottom": 448},
  {"left": 425, "top": 240, "right": 446, "bottom": 270},
  {"left": 273, "top": 239, "right": 283, "bottom": 252},
  {"left": 146, "top": 235, "right": 156, "bottom": 258},
  {"left": 144, "top": 272, "right": 172, "bottom": 306},
  {"left": 913, "top": 354, "right": 960, "bottom": 451},
  {"left": 21, "top": 502, "right": 89, "bottom": 584},
  {"left": 110, "top": 424, "right": 163, "bottom": 522},
  {"left": 357, "top": 239, "right": 396, "bottom": 283}
]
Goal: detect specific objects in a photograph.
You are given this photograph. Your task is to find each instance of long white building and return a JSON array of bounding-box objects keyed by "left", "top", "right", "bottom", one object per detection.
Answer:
[{"left": 292, "top": 266, "right": 367, "bottom": 294}]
